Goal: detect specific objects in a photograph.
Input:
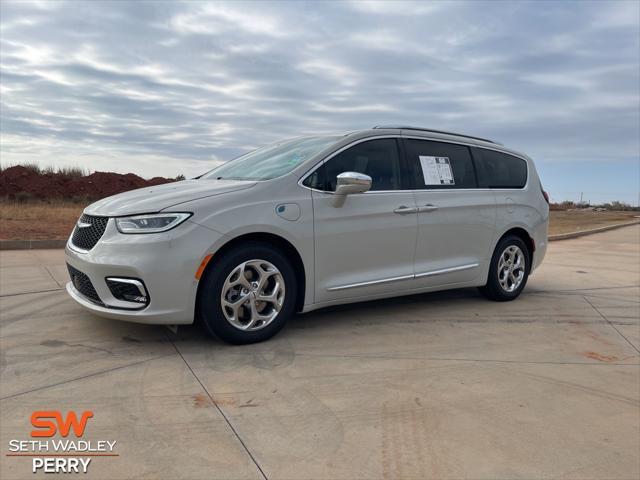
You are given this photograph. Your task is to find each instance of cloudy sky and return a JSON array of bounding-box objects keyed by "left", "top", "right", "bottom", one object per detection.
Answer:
[{"left": 1, "top": 0, "right": 638, "bottom": 204}]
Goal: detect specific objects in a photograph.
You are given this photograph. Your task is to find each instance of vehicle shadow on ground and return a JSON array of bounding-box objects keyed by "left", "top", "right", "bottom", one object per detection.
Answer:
[{"left": 171, "top": 287, "right": 484, "bottom": 346}]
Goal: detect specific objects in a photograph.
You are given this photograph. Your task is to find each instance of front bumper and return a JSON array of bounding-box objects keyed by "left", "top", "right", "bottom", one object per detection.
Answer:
[{"left": 65, "top": 219, "right": 224, "bottom": 325}]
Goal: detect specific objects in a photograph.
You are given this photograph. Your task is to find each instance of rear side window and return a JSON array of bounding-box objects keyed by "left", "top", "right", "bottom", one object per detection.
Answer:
[
  {"left": 304, "top": 138, "right": 402, "bottom": 191},
  {"left": 475, "top": 149, "right": 528, "bottom": 188},
  {"left": 404, "top": 139, "right": 477, "bottom": 189}
]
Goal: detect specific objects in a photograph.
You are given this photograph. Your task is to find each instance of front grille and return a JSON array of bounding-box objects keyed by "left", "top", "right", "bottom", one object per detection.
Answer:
[
  {"left": 67, "top": 264, "right": 103, "bottom": 305},
  {"left": 71, "top": 214, "right": 108, "bottom": 251}
]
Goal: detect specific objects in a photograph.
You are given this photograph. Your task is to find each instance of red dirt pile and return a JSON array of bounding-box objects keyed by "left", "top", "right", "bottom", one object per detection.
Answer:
[{"left": 0, "top": 165, "right": 177, "bottom": 201}]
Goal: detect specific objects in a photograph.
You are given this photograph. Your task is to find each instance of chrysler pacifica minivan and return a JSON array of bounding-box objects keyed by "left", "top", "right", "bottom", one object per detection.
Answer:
[{"left": 66, "top": 126, "right": 549, "bottom": 343}]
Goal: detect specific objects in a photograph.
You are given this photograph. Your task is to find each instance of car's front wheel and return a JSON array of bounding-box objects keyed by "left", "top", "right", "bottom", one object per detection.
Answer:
[
  {"left": 196, "top": 242, "right": 297, "bottom": 344},
  {"left": 479, "top": 235, "right": 530, "bottom": 301}
]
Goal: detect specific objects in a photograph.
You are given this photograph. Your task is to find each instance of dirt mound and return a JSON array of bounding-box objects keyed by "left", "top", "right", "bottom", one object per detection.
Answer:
[{"left": 0, "top": 165, "right": 178, "bottom": 201}]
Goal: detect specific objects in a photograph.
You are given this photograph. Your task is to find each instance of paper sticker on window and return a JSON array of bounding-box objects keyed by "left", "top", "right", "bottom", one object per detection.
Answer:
[{"left": 419, "top": 156, "right": 455, "bottom": 185}]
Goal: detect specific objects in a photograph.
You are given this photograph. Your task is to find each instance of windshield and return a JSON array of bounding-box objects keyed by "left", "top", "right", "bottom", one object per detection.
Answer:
[{"left": 202, "top": 136, "right": 340, "bottom": 181}]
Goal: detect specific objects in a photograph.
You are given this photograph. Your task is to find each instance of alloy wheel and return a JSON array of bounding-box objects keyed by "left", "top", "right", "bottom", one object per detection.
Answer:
[
  {"left": 220, "top": 259, "right": 285, "bottom": 331},
  {"left": 497, "top": 245, "right": 526, "bottom": 293}
]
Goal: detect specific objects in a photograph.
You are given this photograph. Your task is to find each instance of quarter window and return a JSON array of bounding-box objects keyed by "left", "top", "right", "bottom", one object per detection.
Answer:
[
  {"left": 305, "top": 139, "right": 402, "bottom": 191},
  {"left": 404, "top": 139, "right": 478, "bottom": 189},
  {"left": 475, "top": 149, "right": 528, "bottom": 188}
]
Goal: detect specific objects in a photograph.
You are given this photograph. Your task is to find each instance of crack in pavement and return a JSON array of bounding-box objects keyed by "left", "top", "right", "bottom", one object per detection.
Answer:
[
  {"left": 0, "top": 287, "right": 64, "bottom": 298},
  {"left": 1, "top": 353, "right": 176, "bottom": 401},
  {"left": 165, "top": 332, "right": 268, "bottom": 480},
  {"left": 295, "top": 351, "right": 639, "bottom": 366},
  {"left": 583, "top": 295, "right": 640, "bottom": 355},
  {"left": 44, "top": 265, "right": 64, "bottom": 288}
]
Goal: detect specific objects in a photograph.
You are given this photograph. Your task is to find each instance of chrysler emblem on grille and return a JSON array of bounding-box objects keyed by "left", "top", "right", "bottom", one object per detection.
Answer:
[{"left": 76, "top": 220, "right": 92, "bottom": 228}]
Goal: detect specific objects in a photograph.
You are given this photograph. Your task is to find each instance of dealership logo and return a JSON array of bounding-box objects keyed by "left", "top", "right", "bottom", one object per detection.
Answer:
[
  {"left": 6, "top": 410, "right": 117, "bottom": 474},
  {"left": 31, "top": 411, "right": 93, "bottom": 438}
]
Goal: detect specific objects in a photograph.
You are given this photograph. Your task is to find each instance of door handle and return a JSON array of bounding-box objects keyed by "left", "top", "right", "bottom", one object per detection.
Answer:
[
  {"left": 393, "top": 206, "right": 418, "bottom": 214},
  {"left": 418, "top": 204, "right": 438, "bottom": 213}
]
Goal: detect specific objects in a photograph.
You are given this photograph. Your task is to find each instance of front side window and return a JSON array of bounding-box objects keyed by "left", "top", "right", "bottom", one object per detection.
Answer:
[
  {"left": 405, "top": 139, "right": 478, "bottom": 189},
  {"left": 475, "top": 149, "right": 528, "bottom": 188},
  {"left": 202, "top": 136, "right": 339, "bottom": 181},
  {"left": 305, "top": 138, "right": 402, "bottom": 191}
]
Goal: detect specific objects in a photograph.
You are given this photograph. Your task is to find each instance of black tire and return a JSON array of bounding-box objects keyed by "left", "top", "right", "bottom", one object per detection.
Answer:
[
  {"left": 196, "top": 242, "right": 297, "bottom": 344},
  {"left": 479, "top": 235, "right": 531, "bottom": 301}
]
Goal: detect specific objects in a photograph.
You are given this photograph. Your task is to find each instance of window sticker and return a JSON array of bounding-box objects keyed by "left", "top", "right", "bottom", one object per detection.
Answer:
[{"left": 419, "top": 156, "right": 455, "bottom": 185}]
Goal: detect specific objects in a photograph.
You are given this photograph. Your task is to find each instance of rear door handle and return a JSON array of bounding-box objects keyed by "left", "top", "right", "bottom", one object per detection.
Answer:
[
  {"left": 418, "top": 204, "right": 438, "bottom": 213},
  {"left": 393, "top": 206, "right": 418, "bottom": 214}
]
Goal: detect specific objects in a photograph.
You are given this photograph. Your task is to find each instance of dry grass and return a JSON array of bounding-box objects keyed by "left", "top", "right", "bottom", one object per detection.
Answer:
[
  {"left": 549, "top": 210, "right": 639, "bottom": 236},
  {"left": 0, "top": 201, "right": 84, "bottom": 240},
  {"left": 0, "top": 200, "right": 638, "bottom": 241},
  {"left": 0, "top": 162, "right": 88, "bottom": 177}
]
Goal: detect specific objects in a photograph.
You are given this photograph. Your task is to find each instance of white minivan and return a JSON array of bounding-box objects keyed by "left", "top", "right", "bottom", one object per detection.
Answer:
[{"left": 66, "top": 126, "right": 549, "bottom": 343}]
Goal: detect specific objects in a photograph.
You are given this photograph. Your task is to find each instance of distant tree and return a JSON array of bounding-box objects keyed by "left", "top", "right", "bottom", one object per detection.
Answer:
[
  {"left": 596, "top": 201, "right": 639, "bottom": 211},
  {"left": 609, "top": 201, "right": 632, "bottom": 211}
]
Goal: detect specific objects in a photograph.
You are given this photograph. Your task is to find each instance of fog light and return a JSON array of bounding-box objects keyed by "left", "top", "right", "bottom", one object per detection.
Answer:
[{"left": 105, "top": 277, "right": 149, "bottom": 306}]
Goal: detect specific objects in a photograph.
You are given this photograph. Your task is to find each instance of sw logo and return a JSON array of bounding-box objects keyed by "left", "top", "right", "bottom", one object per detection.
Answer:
[{"left": 31, "top": 410, "right": 93, "bottom": 438}]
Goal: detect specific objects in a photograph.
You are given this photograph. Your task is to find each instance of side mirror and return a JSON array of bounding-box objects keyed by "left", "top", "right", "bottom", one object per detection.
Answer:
[{"left": 335, "top": 172, "right": 372, "bottom": 195}]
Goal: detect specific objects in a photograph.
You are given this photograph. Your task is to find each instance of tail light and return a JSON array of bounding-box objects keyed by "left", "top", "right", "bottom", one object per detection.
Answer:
[{"left": 541, "top": 186, "right": 550, "bottom": 204}]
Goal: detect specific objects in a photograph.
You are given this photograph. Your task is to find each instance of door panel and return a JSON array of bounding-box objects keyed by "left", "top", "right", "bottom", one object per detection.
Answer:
[
  {"left": 313, "top": 190, "right": 417, "bottom": 302},
  {"left": 412, "top": 190, "right": 496, "bottom": 287},
  {"left": 309, "top": 137, "right": 419, "bottom": 303},
  {"left": 402, "top": 137, "right": 497, "bottom": 287}
]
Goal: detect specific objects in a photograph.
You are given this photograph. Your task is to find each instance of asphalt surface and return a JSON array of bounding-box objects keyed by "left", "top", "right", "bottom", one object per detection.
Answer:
[{"left": 1, "top": 226, "right": 639, "bottom": 479}]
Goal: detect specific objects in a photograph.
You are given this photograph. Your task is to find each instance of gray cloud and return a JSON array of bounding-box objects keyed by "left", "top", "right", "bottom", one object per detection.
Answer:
[{"left": 1, "top": 0, "right": 638, "bottom": 189}]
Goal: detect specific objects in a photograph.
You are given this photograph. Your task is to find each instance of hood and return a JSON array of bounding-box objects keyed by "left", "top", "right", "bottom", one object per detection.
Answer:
[{"left": 84, "top": 179, "right": 256, "bottom": 216}]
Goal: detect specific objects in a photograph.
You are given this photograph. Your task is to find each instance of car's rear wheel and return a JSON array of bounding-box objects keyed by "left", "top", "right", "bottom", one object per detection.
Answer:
[
  {"left": 479, "top": 235, "right": 530, "bottom": 301},
  {"left": 197, "top": 242, "right": 297, "bottom": 344}
]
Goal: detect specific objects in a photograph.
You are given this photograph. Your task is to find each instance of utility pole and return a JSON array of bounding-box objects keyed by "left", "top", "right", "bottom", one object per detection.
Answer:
[{"left": 579, "top": 192, "right": 583, "bottom": 205}]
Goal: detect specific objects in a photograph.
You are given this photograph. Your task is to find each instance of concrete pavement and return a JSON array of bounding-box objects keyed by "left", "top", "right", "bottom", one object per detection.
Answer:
[{"left": 1, "top": 226, "right": 639, "bottom": 479}]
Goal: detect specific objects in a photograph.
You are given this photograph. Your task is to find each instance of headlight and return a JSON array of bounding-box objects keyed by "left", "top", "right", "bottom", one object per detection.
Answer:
[{"left": 115, "top": 213, "right": 191, "bottom": 234}]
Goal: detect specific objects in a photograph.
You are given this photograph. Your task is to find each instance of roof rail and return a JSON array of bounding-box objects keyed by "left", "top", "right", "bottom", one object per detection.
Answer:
[{"left": 372, "top": 125, "right": 500, "bottom": 145}]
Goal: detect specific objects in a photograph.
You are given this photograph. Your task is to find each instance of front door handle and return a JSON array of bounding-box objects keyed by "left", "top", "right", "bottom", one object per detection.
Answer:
[
  {"left": 394, "top": 206, "right": 418, "bottom": 214},
  {"left": 419, "top": 204, "right": 438, "bottom": 213}
]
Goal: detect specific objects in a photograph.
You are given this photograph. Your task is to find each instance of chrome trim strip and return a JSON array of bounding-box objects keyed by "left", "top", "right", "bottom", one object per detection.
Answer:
[
  {"left": 402, "top": 135, "right": 529, "bottom": 163},
  {"left": 327, "top": 263, "right": 479, "bottom": 291},
  {"left": 66, "top": 237, "right": 90, "bottom": 254},
  {"left": 327, "top": 274, "right": 414, "bottom": 291},
  {"left": 373, "top": 125, "right": 499, "bottom": 145},
  {"left": 414, "top": 263, "right": 479, "bottom": 279}
]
